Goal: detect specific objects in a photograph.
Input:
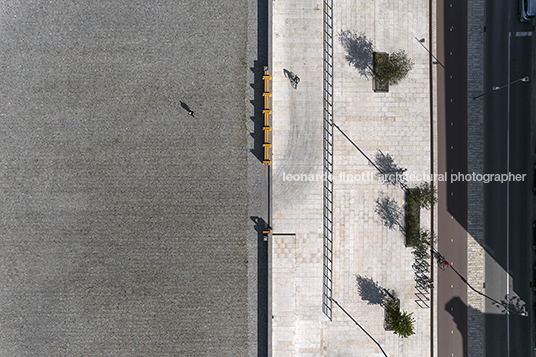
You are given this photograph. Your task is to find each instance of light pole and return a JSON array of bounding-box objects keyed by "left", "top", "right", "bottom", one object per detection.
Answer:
[
  {"left": 473, "top": 76, "right": 529, "bottom": 99},
  {"left": 434, "top": 250, "right": 528, "bottom": 316},
  {"left": 414, "top": 37, "right": 445, "bottom": 69},
  {"left": 492, "top": 76, "right": 529, "bottom": 91}
]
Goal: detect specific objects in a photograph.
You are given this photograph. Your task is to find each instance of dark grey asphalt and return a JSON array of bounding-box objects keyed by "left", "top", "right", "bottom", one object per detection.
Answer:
[
  {"left": 0, "top": 1, "right": 267, "bottom": 356},
  {"left": 483, "top": 0, "right": 533, "bottom": 355},
  {"left": 437, "top": 0, "right": 469, "bottom": 356}
]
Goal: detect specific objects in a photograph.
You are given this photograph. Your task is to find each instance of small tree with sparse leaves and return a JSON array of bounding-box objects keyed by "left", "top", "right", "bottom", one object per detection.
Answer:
[{"left": 374, "top": 50, "right": 414, "bottom": 85}]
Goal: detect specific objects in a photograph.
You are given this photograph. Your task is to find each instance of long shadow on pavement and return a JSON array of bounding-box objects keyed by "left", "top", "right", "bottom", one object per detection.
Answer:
[
  {"left": 332, "top": 298, "right": 389, "bottom": 357},
  {"left": 251, "top": 216, "right": 268, "bottom": 356},
  {"left": 249, "top": 0, "right": 269, "bottom": 164}
]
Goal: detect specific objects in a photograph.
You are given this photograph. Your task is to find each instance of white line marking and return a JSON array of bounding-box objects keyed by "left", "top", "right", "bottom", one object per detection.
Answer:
[{"left": 506, "top": 31, "right": 511, "bottom": 357}]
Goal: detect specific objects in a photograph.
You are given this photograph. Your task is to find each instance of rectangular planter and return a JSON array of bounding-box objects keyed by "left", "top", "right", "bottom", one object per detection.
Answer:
[
  {"left": 384, "top": 298, "right": 400, "bottom": 331},
  {"left": 404, "top": 188, "right": 420, "bottom": 247},
  {"left": 373, "top": 52, "right": 389, "bottom": 92}
]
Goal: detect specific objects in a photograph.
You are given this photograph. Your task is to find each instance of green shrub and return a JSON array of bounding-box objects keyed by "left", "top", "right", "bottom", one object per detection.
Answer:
[
  {"left": 413, "top": 182, "right": 437, "bottom": 210},
  {"left": 405, "top": 189, "right": 420, "bottom": 247},
  {"left": 384, "top": 298, "right": 416, "bottom": 338}
]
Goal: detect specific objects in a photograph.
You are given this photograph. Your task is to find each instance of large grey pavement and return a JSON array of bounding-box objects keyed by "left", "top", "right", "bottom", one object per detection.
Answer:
[{"left": 0, "top": 1, "right": 266, "bottom": 356}]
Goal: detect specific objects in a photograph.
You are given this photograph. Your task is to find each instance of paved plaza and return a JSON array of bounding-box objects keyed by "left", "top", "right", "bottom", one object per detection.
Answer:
[{"left": 271, "top": 0, "right": 437, "bottom": 355}]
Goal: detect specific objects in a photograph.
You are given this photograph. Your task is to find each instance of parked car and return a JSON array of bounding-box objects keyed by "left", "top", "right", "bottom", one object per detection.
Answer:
[{"left": 520, "top": 0, "right": 536, "bottom": 22}]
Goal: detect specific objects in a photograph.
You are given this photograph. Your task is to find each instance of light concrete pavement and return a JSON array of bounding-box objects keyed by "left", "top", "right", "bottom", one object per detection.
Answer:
[{"left": 271, "top": 0, "right": 437, "bottom": 355}]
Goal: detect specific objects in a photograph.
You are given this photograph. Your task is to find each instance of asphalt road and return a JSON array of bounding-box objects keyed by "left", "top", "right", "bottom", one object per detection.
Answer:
[
  {"left": 483, "top": 0, "right": 534, "bottom": 355},
  {"left": 0, "top": 1, "right": 268, "bottom": 356},
  {"left": 438, "top": 0, "right": 534, "bottom": 355}
]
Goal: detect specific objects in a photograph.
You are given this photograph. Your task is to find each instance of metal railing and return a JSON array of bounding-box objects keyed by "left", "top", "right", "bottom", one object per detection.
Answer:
[{"left": 322, "top": 0, "right": 334, "bottom": 321}]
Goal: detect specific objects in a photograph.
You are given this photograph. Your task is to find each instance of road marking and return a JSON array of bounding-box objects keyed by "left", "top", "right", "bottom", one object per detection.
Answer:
[
  {"left": 515, "top": 31, "right": 532, "bottom": 37},
  {"left": 506, "top": 31, "right": 511, "bottom": 357}
]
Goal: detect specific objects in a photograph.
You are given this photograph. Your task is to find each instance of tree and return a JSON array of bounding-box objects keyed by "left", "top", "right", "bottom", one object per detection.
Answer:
[
  {"left": 413, "top": 182, "right": 437, "bottom": 210},
  {"left": 385, "top": 298, "right": 416, "bottom": 338},
  {"left": 394, "top": 310, "right": 416, "bottom": 338},
  {"left": 374, "top": 50, "right": 414, "bottom": 85},
  {"left": 410, "top": 228, "right": 436, "bottom": 255}
]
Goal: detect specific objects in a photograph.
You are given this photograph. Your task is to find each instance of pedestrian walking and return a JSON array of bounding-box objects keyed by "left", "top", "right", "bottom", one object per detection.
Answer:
[
  {"left": 294, "top": 76, "right": 300, "bottom": 84},
  {"left": 188, "top": 110, "right": 194, "bottom": 117}
]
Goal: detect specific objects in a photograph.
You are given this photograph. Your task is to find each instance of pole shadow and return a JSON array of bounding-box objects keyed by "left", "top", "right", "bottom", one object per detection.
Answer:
[
  {"left": 333, "top": 122, "right": 380, "bottom": 171},
  {"left": 332, "top": 298, "right": 389, "bottom": 357},
  {"left": 250, "top": 216, "right": 268, "bottom": 356}
]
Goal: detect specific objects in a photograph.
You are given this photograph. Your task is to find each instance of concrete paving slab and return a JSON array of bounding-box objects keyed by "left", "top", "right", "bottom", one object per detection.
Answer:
[{"left": 271, "top": 0, "right": 436, "bottom": 355}]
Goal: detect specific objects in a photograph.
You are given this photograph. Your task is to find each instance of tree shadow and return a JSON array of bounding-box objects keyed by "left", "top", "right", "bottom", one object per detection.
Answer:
[
  {"left": 374, "top": 194, "right": 402, "bottom": 230},
  {"left": 437, "top": 249, "right": 528, "bottom": 316},
  {"left": 338, "top": 30, "right": 374, "bottom": 78},
  {"left": 493, "top": 294, "right": 528, "bottom": 316},
  {"left": 355, "top": 275, "right": 394, "bottom": 308},
  {"left": 374, "top": 150, "right": 407, "bottom": 186}
]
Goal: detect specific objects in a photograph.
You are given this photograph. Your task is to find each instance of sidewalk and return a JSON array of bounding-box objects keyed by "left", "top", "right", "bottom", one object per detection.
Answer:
[{"left": 271, "top": 0, "right": 436, "bottom": 355}]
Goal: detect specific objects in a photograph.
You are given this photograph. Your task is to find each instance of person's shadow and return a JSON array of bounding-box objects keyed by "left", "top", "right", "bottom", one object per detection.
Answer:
[
  {"left": 180, "top": 101, "right": 194, "bottom": 116},
  {"left": 283, "top": 69, "right": 299, "bottom": 89}
]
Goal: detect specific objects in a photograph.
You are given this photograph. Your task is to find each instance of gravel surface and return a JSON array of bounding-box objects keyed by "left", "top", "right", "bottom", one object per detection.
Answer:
[{"left": 0, "top": 1, "right": 264, "bottom": 356}]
